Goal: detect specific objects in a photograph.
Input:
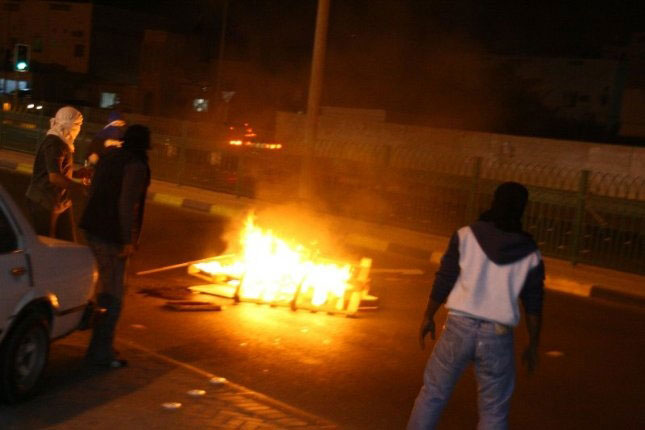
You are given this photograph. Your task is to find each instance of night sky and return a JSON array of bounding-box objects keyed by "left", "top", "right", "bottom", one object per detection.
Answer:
[
  {"left": 89, "top": 0, "right": 645, "bottom": 138},
  {"left": 94, "top": 0, "right": 645, "bottom": 58}
]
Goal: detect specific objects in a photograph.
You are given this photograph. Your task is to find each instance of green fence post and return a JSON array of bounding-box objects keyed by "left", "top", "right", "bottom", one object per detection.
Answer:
[
  {"left": 176, "top": 122, "right": 187, "bottom": 186},
  {"left": 570, "top": 169, "right": 590, "bottom": 265},
  {"left": 0, "top": 103, "right": 4, "bottom": 149},
  {"left": 465, "top": 157, "right": 482, "bottom": 224},
  {"left": 235, "top": 152, "right": 244, "bottom": 198},
  {"left": 33, "top": 104, "right": 47, "bottom": 152},
  {"left": 35, "top": 110, "right": 40, "bottom": 149},
  {"left": 36, "top": 103, "right": 45, "bottom": 144}
]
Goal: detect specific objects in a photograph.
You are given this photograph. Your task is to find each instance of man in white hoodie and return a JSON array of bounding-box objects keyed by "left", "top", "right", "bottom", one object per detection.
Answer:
[{"left": 407, "top": 182, "right": 544, "bottom": 430}]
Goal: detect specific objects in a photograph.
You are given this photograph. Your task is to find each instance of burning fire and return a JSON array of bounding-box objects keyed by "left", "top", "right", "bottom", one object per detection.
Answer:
[{"left": 191, "top": 214, "right": 362, "bottom": 311}]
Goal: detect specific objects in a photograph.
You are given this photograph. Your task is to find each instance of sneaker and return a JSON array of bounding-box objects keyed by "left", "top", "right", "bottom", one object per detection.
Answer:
[
  {"left": 108, "top": 358, "right": 128, "bottom": 368},
  {"left": 87, "top": 357, "right": 128, "bottom": 369}
]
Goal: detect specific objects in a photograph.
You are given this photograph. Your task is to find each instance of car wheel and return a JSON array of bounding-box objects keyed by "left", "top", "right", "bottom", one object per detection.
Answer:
[{"left": 0, "top": 312, "right": 50, "bottom": 403}]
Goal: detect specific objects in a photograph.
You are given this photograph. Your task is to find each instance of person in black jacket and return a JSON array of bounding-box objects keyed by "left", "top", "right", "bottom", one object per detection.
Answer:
[
  {"left": 25, "top": 106, "right": 87, "bottom": 241},
  {"left": 80, "top": 125, "right": 151, "bottom": 368}
]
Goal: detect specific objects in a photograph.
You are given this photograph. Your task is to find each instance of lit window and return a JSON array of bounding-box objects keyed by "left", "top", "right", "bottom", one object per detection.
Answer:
[
  {"left": 193, "top": 98, "right": 209, "bottom": 112},
  {"left": 100, "top": 92, "right": 118, "bottom": 108}
]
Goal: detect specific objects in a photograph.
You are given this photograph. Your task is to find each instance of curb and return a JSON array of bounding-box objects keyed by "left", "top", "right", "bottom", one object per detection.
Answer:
[
  {"left": 1, "top": 156, "right": 643, "bottom": 308},
  {"left": 590, "top": 286, "right": 645, "bottom": 307},
  {"left": 0, "top": 158, "right": 33, "bottom": 175},
  {"left": 149, "top": 192, "right": 243, "bottom": 219}
]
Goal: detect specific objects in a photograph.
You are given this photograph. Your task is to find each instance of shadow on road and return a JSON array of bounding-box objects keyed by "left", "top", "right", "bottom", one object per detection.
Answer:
[{"left": 0, "top": 335, "right": 178, "bottom": 429}]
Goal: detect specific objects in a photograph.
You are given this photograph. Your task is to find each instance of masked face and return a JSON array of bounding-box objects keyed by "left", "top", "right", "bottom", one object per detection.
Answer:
[{"left": 69, "top": 123, "right": 82, "bottom": 141}]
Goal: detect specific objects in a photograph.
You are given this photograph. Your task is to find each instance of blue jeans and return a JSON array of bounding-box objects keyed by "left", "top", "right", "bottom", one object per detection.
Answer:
[{"left": 408, "top": 314, "right": 515, "bottom": 430}]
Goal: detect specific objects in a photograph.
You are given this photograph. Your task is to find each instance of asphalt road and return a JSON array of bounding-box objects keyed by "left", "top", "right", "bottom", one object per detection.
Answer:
[{"left": 1, "top": 169, "right": 644, "bottom": 429}]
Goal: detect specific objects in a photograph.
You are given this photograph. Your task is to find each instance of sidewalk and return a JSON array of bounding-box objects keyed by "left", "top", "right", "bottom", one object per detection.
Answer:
[
  {"left": 1, "top": 148, "right": 643, "bottom": 308},
  {"left": 0, "top": 331, "right": 337, "bottom": 430}
]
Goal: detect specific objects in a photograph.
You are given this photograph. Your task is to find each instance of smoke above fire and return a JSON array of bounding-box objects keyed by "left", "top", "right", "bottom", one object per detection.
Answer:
[{"left": 223, "top": 203, "right": 351, "bottom": 262}]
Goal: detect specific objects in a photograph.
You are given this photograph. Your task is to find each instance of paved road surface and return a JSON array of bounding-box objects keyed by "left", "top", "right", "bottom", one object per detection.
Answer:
[{"left": 1, "top": 170, "right": 644, "bottom": 429}]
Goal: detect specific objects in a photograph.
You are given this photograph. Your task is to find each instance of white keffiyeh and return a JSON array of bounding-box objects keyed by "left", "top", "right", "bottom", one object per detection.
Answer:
[{"left": 46, "top": 106, "right": 83, "bottom": 153}]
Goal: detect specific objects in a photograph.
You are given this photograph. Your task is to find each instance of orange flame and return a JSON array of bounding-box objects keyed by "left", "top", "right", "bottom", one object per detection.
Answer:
[{"left": 193, "top": 214, "right": 353, "bottom": 308}]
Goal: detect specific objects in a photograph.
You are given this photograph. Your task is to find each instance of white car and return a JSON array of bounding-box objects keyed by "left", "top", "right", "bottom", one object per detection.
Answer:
[{"left": 0, "top": 185, "right": 97, "bottom": 403}]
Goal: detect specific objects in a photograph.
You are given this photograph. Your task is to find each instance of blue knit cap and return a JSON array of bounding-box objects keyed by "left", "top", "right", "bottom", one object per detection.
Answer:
[
  {"left": 96, "top": 111, "right": 126, "bottom": 140},
  {"left": 107, "top": 111, "right": 122, "bottom": 123}
]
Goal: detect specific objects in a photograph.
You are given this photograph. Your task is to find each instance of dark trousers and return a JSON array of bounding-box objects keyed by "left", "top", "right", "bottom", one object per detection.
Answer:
[
  {"left": 85, "top": 234, "right": 127, "bottom": 363},
  {"left": 27, "top": 200, "right": 76, "bottom": 242}
]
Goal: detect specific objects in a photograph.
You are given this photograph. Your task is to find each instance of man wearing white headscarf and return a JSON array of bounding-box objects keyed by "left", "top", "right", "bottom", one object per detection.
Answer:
[{"left": 26, "top": 106, "right": 88, "bottom": 241}]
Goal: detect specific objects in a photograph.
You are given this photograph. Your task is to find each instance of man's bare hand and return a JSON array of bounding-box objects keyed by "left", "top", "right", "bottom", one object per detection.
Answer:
[
  {"left": 73, "top": 167, "right": 93, "bottom": 180},
  {"left": 118, "top": 244, "right": 136, "bottom": 259},
  {"left": 418, "top": 317, "right": 436, "bottom": 350},
  {"left": 522, "top": 345, "right": 538, "bottom": 374},
  {"left": 523, "top": 314, "right": 541, "bottom": 374}
]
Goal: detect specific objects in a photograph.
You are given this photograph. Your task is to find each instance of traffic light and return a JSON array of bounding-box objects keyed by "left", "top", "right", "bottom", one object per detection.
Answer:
[{"left": 13, "top": 44, "right": 30, "bottom": 72}]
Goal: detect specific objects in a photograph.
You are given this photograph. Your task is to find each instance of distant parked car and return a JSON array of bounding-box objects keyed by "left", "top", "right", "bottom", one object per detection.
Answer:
[{"left": 0, "top": 185, "right": 98, "bottom": 403}]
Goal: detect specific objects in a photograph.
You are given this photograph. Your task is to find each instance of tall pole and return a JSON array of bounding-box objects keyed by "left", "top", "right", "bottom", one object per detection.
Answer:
[{"left": 299, "top": 0, "right": 330, "bottom": 200}]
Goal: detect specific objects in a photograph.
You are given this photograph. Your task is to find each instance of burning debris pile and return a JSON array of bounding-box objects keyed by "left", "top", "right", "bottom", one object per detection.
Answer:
[{"left": 187, "top": 214, "right": 377, "bottom": 316}]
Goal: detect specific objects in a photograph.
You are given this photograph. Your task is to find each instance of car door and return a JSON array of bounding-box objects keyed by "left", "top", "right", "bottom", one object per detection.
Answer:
[{"left": 0, "top": 201, "right": 31, "bottom": 335}]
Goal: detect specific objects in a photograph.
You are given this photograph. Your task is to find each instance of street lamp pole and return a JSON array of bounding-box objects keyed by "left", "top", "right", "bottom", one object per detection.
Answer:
[{"left": 299, "top": 0, "right": 330, "bottom": 201}]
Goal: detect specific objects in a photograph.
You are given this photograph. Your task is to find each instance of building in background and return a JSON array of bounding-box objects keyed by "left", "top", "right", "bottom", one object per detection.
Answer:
[
  {"left": 138, "top": 29, "right": 215, "bottom": 118},
  {"left": 0, "top": 0, "right": 92, "bottom": 86},
  {"left": 609, "top": 33, "right": 645, "bottom": 139},
  {"left": 0, "top": 0, "right": 641, "bottom": 146},
  {"left": 88, "top": 3, "right": 166, "bottom": 113},
  {"left": 499, "top": 56, "right": 626, "bottom": 137},
  {"left": 0, "top": 0, "right": 92, "bottom": 103}
]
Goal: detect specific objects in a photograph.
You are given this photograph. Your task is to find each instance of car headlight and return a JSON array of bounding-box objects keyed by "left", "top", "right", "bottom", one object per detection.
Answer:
[{"left": 47, "top": 293, "right": 60, "bottom": 310}]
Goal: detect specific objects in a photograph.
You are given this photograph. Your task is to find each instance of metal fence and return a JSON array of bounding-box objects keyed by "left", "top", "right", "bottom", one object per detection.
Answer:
[{"left": 1, "top": 108, "right": 644, "bottom": 274}]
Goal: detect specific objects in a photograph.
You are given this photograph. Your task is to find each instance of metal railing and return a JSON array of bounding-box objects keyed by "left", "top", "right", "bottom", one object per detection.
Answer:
[{"left": 1, "top": 107, "right": 644, "bottom": 274}]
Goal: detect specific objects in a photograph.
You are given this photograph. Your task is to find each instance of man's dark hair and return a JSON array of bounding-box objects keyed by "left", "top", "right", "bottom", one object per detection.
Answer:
[
  {"left": 122, "top": 125, "right": 150, "bottom": 161},
  {"left": 122, "top": 125, "right": 150, "bottom": 151},
  {"left": 479, "top": 181, "right": 529, "bottom": 233}
]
